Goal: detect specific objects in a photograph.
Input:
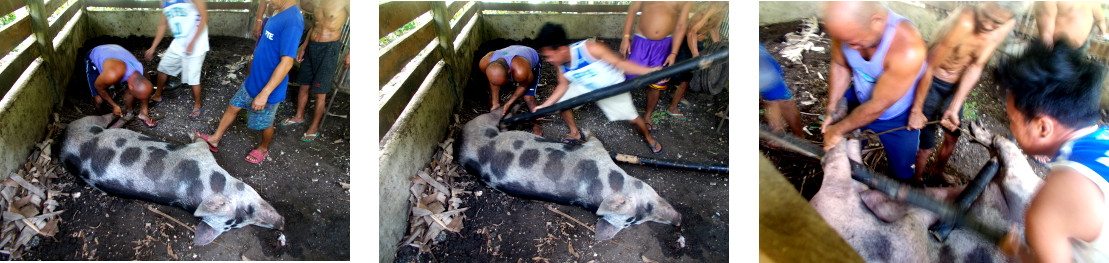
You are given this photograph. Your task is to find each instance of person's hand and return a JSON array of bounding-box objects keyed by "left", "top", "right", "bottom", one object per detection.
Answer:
[
  {"left": 999, "top": 223, "right": 1022, "bottom": 257},
  {"left": 821, "top": 106, "right": 837, "bottom": 133},
  {"left": 253, "top": 23, "right": 263, "bottom": 39},
  {"left": 344, "top": 53, "right": 350, "bottom": 68},
  {"left": 186, "top": 41, "right": 195, "bottom": 56},
  {"left": 296, "top": 48, "right": 305, "bottom": 63},
  {"left": 908, "top": 111, "right": 927, "bottom": 130},
  {"left": 535, "top": 103, "right": 551, "bottom": 112},
  {"left": 940, "top": 109, "right": 960, "bottom": 131},
  {"left": 144, "top": 48, "right": 156, "bottom": 61},
  {"left": 663, "top": 53, "right": 677, "bottom": 67},
  {"left": 112, "top": 104, "right": 122, "bottom": 117},
  {"left": 252, "top": 96, "right": 267, "bottom": 111},
  {"left": 619, "top": 37, "right": 631, "bottom": 57},
  {"left": 823, "top": 128, "right": 843, "bottom": 151}
]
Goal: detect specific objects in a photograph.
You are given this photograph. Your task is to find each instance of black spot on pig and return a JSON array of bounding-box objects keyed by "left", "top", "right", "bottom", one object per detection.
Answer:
[
  {"left": 120, "top": 147, "right": 141, "bottom": 167},
  {"left": 210, "top": 171, "right": 226, "bottom": 193},
  {"left": 165, "top": 143, "right": 185, "bottom": 151},
  {"left": 938, "top": 245, "right": 955, "bottom": 263},
  {"left": 562, "top": 143, "right": 583, "bottom": 151},
  {"left": 585, "top": 174, "right": 604, "bottom": 204},
  {"left": 235, "top": 182, "right": 245, "bottom": 191},
  {"left": 498, "top": 181, "right": 574, "bottom": 206},
  {"left": 246, "top": 204, "right": 255, "bottom": 217},
  {"left": 61, "top": 153, "right": 81, "bottom": 176},
  {"left": 484, "top": 128, "right": 498, "bottom": 138},
  {"left": 115, "top": 138, "right": 126, "bottom": 147},
  {"left": 89, "top": 148, "right": 116, "bottom": 178},
  {"left": 635, "top": 180, "right": 644, "bottom": 189},
  {"left": 608, "top": 171, "right": 624, "bottom": 192},
  {"left": 489, "top": 150, "right": 515, "bottom": 179},
  {"left": 966, "top": 245, "right": 992, "bottom": 263},
  {"left": 462, "top": 159, "right": 483, "bottom": 180},
  {"left": 534, "top": 137, "right": 561, "bottom": 144},
  {"left": 89, "top": 126, "right": 103, "bottom": 134},
  {"left": 518, "top": 149, "right": 539, "bottom": 169},
  {"left": 865, "top": 234, "right": 892, "bottom": 262},
  {"left": 478, "top": 141, "right": 496, "bottom": 165},
  {"left": 543, "top": 150, "right": 566, "bottom": 181},
  {"left": 513, "top": 140, "right": 523, "bottom": 150},
  {"left": 144, "top": 148, "right": 168, "bottom": 180},
  {"left": 78, "top": 137, "right": 100, "bottom": 160},
  {"left": 576, "top": 160, "right": 599, "bottom": 180}
]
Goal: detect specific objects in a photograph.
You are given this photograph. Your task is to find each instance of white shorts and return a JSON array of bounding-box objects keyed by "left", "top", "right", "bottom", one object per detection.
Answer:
[
  {"left": 557, "top": 83, "right": 639, "bottom": 122},
  {"left": 156, "top": 49, "right": 206, "bottom": 86}
]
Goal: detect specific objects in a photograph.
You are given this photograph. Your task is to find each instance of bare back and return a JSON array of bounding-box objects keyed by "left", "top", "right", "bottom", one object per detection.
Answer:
[
  {"left": 635, "top": 1, "right": 682, "bottom": 40},
  {"left": 308, "top": 0, "right": 349, "bottom": 43},
  {"left": 1043, "top": 2, "right": 1101, "bottom": 48}
]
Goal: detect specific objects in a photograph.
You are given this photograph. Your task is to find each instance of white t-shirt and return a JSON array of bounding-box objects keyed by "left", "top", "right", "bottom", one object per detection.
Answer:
[{"left": 163, "top": 0, "right": 209, "bottom": 56}]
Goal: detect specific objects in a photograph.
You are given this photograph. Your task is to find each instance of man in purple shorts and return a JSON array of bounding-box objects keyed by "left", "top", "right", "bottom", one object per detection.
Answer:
[
  {"left": 620, "top": 1, "right": 692, "bottom": 130},
  {"left": 196, "top": 0, "right": 303, "bottom": 164}
]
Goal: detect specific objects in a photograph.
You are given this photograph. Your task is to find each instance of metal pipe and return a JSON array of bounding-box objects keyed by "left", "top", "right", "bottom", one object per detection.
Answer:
[
  {"left": 501, "top": 49, "right": 729, "bottom": 124},
  {"left": 929, "top": 157, "right": 1001, "bottom": 242},
  {"left": 609, "top": 152, "right": 728, "bottom": 173}
]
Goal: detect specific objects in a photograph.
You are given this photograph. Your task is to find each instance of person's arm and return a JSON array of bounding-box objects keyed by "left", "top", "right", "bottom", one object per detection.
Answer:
[
  {"left": 909, "top": 10, "right": 973, "bottom": 130},
  {"left": 297, "top": 26, "right": 314, "bottom": 63},
  {"left": 95, "top": 66, "right": 123, "bottom": 116},
  {"left": 686, "top": 5, "right": 714, "bottom": 58},
  {"left": 664, "top": 2, "right": 692, "bottom": 67},
  {"left": 822, "top": 38, "right": 852, "bottom": 133},
  {"left": 587, "top": 41, "right": 657, "bottom": 76},
  {"left": 1092, "top": 3, "right": 1109, "bottom": 40},
  {"left": 252, "top": 56, "right": 295, "bottom": 110},
  {"left": 537, "top": 69, "right": 570, "bottom": 110},
  {"left": 146, "top": 13, "right": 169, "bottom": 61},
  {"left": 940, "top": 19, "right": 1015, "bottom": 131},
  {"left": 823, "top": 24, "right": 926, "bottom": 150},
  {"left": 1003, "top": 168, "right": 1107, "bottom": 262},
  {"left": 1037, "top": 1, "right": 1058, "bottom": 48},
  {"left": 501, "top": 60, "right": 534, "bottom": 114},
  {"left": 186, "top": 0, "right": 208, "bottom": 56},
  {"left": 253, "top": 2, "right": 267, "bottom": 39},
  {"left": 619, "top": 2, "right": 641, "bottom": 57}
]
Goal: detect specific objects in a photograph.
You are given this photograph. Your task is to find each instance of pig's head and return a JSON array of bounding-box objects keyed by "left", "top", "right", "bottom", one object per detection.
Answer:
[
  {"left": 191, "top": 191, "right": 285, "bottom": 246},
  {"left": 593, "top": 188, "right": 681, "bottom": 241}
]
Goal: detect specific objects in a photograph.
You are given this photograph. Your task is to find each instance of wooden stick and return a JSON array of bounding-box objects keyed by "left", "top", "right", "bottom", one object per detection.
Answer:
[{"left": 545, "top": 205, "right": 632, "bottom": 250}]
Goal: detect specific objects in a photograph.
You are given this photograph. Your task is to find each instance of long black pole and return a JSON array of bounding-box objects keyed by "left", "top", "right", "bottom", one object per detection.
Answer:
[
  {"left": 609, "top": 152, "right": 728, "bottom": 173},
  {"left": 501, "top": 49, "right": 729, "bottom": 124}
]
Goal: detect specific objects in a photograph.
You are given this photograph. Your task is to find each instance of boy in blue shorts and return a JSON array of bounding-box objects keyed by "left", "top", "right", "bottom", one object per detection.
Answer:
[
  {"left": 196, "top": 0, "right": 303, "bottom": 164},
  {"left": 759, "top": 43, "right": 803, "bottom": 136}
]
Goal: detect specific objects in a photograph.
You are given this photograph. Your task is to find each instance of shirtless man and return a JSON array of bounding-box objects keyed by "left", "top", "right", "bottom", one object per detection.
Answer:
[
  {"left": 619, "top": 1, "right": 692, "bottom": 130},
  {"left": 1036, "top": 1, "right": 1109, "bottom": 51},
  {"left": 86, "top": 44, "right": 156, "bottom": 124},
  {"left": 821, "top": 2, "right": 928, "bottom": 180},
  {"left": 907, "top": 2, "right": 1024, "bottom": 184},
  {"left": 478, "top": 45, "right": 543, "bottom": 135},
  {"left": 279, "top": 0, "right": 348, "bottom": 143}
]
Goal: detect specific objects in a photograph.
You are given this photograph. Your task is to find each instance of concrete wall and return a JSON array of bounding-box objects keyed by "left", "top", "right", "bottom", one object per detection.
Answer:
[
  {"left": 0, "top": 10, "right": 89, "bottom": 180},
  {"left": 885, "top": 1, "right": 945, "bottom": 43},
  {"left": 482, "top": 13, "right": 630, "bottom": 40},
  {"left": 86, "top": 10, "right": 253, "bottom": 39},
  {"left": 378, "top": 13, "right": 486, "bottom": 263},
  {"left": 759, "top": 1, "right": 822, "bottom": 26}
]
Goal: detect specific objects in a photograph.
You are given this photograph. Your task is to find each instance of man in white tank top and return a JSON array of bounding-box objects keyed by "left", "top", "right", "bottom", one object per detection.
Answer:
[
  {"left": 534, "top": 23, "right": 664, "bottom": 155},
  {"left": 996, "top": 40, "right": 1109, "bottom": 262},
  {"left": 145, "top": 0, "right": 209, "bottom": 121}
]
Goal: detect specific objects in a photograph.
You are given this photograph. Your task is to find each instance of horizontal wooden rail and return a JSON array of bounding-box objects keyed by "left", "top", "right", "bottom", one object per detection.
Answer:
[
  {"left": 481, "top": 3, "right": 627, "bottom": 13},
  {"left": 451, "top": 1, "right": 477, "bottom": 38},
  {"left": 48, "top": 0, "right": 79, "bottom": 40},
  {"left": 379, "top": 20, "right": 435, "bottom": 87},
  {"left": 0, "top": 41, "right": 40, "bottom": 98},
  {"left": 0, "top": 1, "right": 25, "bottom": 18},
  {"left": 86, "top": 0, "right": 250, "bottom": 10},
  {"left": 379, "top": 1, "right": 430, "bottom": 39},
  {"left": 0, "top": 15, "right": 31, "bottom": 56},
  {"left": 46, "top": 0, "right": 69, "bottom": 15},
  {"left": 447, "top": 1, "right": 466, "bottom": 17}
]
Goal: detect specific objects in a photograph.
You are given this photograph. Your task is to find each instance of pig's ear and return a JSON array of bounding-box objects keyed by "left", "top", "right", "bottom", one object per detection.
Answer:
[
  {"left": 597, "top": 194, "right": 628, "bottom": 215},
  {"left": 594, "top": 218, "right": 621, "bottom": 240},
  {"left": 193, "top": 221, "right": 223, "bottom": 246},
  {"left": 651, "top": 199, "right": 682, "bottom": 227},
  {"left": 195, "top": 194, "right": 232, "bottom": 218}
]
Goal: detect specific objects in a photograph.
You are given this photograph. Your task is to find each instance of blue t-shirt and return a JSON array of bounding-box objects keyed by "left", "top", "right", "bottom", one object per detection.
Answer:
[{"left": 246, "top": 5, "right": 303, "bottom": 104}]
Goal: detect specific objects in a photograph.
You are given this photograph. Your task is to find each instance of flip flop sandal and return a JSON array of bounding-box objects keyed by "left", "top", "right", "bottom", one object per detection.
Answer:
[
  {"left": 194, "top": 130, "right": 218, "bottom": 152},
  {"left": 649, "top": 141, "right": 663, "bottom": 155},
  {"left": 139, "top": 116, "right": 157, "bottom": 127},
  {"left": 148, "top": 97, "right": 163, "bottom": 106},
  {"left": 301, "top": 132, "right": 319, "bottom": 142},
  {"left": 245, "top": 149, "right": 268, "bottom": 164},
  {"left": 665, "top": 110, "right": 688, "bottom": 121},
  {"left": 188, "top": 108, "right": 204, "bottom": 120},
  {"left": 280, "top": 118, "right": 305, "bottom": 127},
  {"left": 647, "top": 122, "right": 660, "bottom": 132},
  {"left": 561, "top": 132, "right": 585, "bottom": 143}
]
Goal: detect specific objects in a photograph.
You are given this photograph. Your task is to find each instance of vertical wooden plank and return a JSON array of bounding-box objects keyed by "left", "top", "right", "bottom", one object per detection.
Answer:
[
  {"left": 430, "top": 2, "right": 461, "bottom": 99},
  {"left": 25, "top": 0, "right": 61, "bottom": 107}
]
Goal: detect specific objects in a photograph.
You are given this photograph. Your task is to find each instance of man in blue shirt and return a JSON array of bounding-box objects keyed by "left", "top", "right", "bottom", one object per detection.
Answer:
[{"left": 196, "top": 0, "right": 303, "bottom": 164}]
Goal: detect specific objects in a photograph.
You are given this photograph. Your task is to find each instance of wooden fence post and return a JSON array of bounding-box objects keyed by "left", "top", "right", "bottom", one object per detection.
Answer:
[
  {"left": 25, "top": 0, "right": 61, "bottom": 106},
  {"left": 430, "top": 1, "right": 462, "bottom": 101}
]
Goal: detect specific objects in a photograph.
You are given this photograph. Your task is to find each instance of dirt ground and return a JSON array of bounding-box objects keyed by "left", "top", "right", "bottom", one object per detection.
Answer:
[
  {"left": 394, "top": 38, "right": 730, "bottom": 262},
  {"left": 20, "top": 36, "right": 350, "bottom": 260},
  {"left": 758, "top": 20, "right": 1055, "bottom": 199}
]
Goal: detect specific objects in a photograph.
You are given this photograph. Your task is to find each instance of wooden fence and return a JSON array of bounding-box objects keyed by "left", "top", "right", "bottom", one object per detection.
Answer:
[
  {"left": 0, "top": 0, "right": 83, "bottom": 99},
  {"left": 378, "top": 1, "right": 632, "bottom": 139}
]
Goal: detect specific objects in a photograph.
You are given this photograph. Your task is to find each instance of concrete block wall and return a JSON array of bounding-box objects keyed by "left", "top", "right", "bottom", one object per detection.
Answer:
[
  {"left": 482, "top": 13, "right": 630, "bottom": 40},
  {"left": 0, "top": 10, "right": 89, "bottom": 180},
  {"left": 379, "top": 13, "right": 485, "bottom": 263},
  {"left": 86, "top": 10, "right": 253, "bottom": 39}
]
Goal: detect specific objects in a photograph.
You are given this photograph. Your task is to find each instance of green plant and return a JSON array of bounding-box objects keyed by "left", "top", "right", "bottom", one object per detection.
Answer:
[
  {"left": 0, "top": 13, "right": 15, "bottom": 27},
  {"left": 962, "top": 101, "right": 979, "bottom": 120}
]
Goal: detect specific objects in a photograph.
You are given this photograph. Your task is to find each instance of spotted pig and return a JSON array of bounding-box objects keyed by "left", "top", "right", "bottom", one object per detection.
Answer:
[
  {"left": 58, "top": 113, "right": 284, "bottom": 245},
  {"left": 460, "top": 111, "right": 681, "bottom": 240}
]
